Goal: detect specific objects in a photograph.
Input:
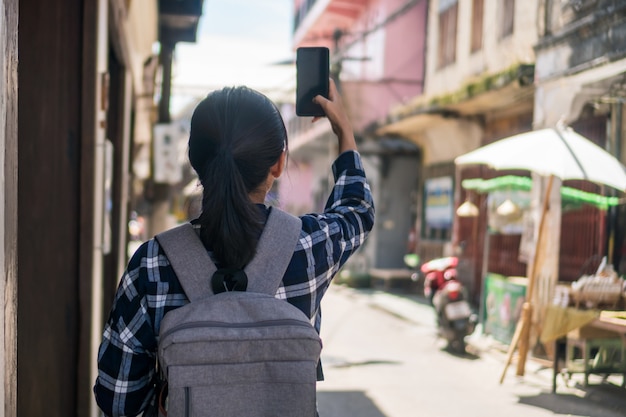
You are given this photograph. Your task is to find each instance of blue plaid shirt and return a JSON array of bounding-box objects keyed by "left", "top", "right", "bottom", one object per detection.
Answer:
[{"left": 94, "top": 150, "right": 375, "bottom": 417}]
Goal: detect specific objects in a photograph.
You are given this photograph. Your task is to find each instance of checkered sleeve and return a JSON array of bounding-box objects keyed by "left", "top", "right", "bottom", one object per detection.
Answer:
[
  {"left": 94, "top": 241, "right": 164, "bottom": 417},
  {"left": 279, "top": 150, "right": 375, "bottom": 319}
]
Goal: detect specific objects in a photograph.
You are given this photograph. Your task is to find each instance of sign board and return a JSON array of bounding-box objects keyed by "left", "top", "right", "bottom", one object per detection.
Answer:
[
  {"left": 482, "top": 273, "right": 527, "bottom": 344},
  {"left": 424, "top": 176, "right": 453, "bottom": 228},
  {"left": 153, "top": 123, "right": 184, "bottom": 184}
]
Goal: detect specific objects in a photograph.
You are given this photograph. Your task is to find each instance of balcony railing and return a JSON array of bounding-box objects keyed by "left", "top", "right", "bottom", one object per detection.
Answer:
[
  {"left": 285, "top": 113, "right": 333, "bottom": 152},
  {"left": 293, "top": 0, "right": 319, "bottom": 34}
]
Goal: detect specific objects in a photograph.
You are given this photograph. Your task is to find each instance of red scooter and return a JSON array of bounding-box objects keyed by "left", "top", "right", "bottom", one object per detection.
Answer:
[{"left": 421, "top": 256, "right": 476, "bottom": 353}]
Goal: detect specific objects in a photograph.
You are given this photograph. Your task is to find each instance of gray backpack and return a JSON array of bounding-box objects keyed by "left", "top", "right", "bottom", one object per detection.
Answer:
[{"left": 155, "top": 209, "right": 322, "bottom": 417}]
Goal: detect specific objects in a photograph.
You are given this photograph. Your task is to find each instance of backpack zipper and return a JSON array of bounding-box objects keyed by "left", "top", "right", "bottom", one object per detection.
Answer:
[
  {"left": 184, "top": 387, "right": 190, "bottom": 417},
  {"left": 161, "top": 319, "right": 313, "bottom": 341}
]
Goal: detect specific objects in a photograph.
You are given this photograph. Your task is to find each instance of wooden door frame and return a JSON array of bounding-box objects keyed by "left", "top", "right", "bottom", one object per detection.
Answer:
[{"left": 1, "top": 0, "right": 18, "bottom": 415}]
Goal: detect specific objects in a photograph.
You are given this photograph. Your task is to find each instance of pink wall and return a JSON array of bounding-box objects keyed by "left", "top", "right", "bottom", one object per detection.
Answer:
[
  {"left": 341, "top": 0, "right": 427, "bottom": 132},
  {"left": 276, "top": 159, "right": 315, "bottom": 215}
]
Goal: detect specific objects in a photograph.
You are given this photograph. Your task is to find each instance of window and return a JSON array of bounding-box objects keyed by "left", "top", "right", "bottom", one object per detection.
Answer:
[
  {"left": 438, "top": 0, "right": 458, "bottom": 68},
  {"left": 498, "top": 0, "right": 515, "bottom": 39},
  {"left": 470, "top": 0, "right": 484, "bottom": 53},
  {"left": 422, "top": 176, "right": 454, "bottom": 241}
]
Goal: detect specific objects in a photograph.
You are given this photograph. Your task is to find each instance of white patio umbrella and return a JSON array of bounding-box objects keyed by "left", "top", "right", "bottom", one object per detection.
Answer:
[
  {"left": 455, "top": 125, "right": 626, "bottom": 382},
  {"left": 455, "top": 126, "right": 626, "bottom": 192}
]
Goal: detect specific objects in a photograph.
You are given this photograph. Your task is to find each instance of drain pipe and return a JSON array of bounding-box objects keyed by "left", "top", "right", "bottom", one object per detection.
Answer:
[
  {"left": 609, "top": 100, "right": 623, "bottom": 269},
  {"left": 88, "top": 0, "right": 108, "bottom": 415}
]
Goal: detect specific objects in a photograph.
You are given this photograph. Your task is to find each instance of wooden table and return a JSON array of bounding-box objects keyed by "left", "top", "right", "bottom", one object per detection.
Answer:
[
  {"left": 552, "top": 314, "right": 626, "bottom": 392},
  {"left": 591, "top": 314, "right": 626, "bottom": 340},
  {"left": 544, "top": 306, "right": 626, "bottom": 392}
]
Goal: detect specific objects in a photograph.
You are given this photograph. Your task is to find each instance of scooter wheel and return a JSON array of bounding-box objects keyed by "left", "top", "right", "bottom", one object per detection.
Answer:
[{"left": 449, "top": 338, "right": 466, "bottom": 354}]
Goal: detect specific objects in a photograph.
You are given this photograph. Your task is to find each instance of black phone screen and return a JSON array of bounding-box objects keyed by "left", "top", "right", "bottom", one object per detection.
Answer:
[{"left": 296, "top": 47, "right": 330, "bottom": 117}]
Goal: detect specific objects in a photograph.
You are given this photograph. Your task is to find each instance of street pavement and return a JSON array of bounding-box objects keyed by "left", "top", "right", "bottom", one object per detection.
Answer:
[{"left": 316, "top": 284, "right": 626, "bottom": 417}]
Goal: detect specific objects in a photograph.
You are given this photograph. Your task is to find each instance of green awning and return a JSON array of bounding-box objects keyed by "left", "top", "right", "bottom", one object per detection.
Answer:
[{"left": 461, "top": 175, "right": 620, "bottom": 211}]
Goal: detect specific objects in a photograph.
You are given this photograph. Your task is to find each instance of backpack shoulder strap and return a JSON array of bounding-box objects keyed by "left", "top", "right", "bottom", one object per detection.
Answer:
[
  {"left": 245, "top": 208, "right": 302, "bottom": 295},
  {"left": 156, "top": 208, "right": 302, "bottom": 300},
  {"left": 156, "top": 223, "right": 215, "bottom": 302}
]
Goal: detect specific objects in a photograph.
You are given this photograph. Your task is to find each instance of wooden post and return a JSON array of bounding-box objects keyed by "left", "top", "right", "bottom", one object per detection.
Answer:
[
  {"left": 1, "top": 0, "right": 18, "bottom": 415},
  {"left": 515, "top": 302, "right": 533, "bottom": 375},
  {"left": 499, "top": 175, "right": 554, "bottom": 383},
  {"left": 499, "top": 309, "right": 525, "bottom": 384}
]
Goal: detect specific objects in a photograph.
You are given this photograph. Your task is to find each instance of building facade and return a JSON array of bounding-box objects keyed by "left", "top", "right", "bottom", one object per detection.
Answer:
[
  {"left": 534, "top": 0, "right": 626, "bottom": 279},
  {"left": 0, "top": 1, "right": 202, "bottom": 415},
  {"left": 285, "top": 0, "right": 428, "bottom": 273},
  {"left": 287, "top": 0, "right": 626, "bottom": 319},
  {"left": 376, "top": 0, "right": 540, "bottom": 300}
]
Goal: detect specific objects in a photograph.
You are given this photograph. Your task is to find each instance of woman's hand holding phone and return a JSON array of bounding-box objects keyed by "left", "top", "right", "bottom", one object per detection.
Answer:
[{"left": 312, "top": 78, "right": 357, "bottom": 154}]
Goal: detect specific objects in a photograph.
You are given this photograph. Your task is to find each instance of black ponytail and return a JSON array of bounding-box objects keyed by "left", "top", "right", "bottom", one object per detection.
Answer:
[{"left": 188, "top": 86, "right": 287, "bottom": 268}]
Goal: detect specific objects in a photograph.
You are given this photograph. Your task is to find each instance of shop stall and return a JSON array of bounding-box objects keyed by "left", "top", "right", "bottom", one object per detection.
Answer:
[
  {"left": 540, "top": 266, "right": 626, "bottom": 391},
  {"left": 462, "top": 175, "right": 626, "bottom": 385},
  {"left": 455, "top": 126, "right": 626, "bottom": 381}
]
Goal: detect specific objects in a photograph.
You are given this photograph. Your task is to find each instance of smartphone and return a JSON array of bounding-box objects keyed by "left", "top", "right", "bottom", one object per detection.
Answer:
[{"left": 296, "top": 47, "right": 330, "bottom": 117}]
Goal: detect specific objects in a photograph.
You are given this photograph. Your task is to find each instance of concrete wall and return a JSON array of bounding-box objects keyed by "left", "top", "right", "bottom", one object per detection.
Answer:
[
  {"left": 534, "top": 0, "right": 626, "bottom": 127},
  {"left": 372, "top": 154, "right": 420, "bottom": 268},
  {"left": 415, "top": 118, "right": 483, "bottom": 165},
  {"left": 126, "top": 0, "right": 158, "bottom": 95},
  {"left": 425, "top": 0, "right": 539, "bottom": 97}
]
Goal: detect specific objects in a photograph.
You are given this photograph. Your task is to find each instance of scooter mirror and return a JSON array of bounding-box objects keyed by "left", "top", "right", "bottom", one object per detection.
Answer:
[{"left": 403, "top": 254, "right": 420, "bottom": 268}]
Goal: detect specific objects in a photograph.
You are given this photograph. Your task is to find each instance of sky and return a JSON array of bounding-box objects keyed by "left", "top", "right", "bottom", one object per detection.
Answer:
[{"left": 171, "top": 0, "right": 296, "bottom": 114}]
